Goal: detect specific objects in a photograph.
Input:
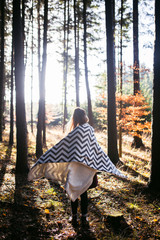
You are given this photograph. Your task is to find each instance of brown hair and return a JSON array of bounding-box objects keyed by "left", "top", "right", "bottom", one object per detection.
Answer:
[{"left": 68, "top": 107, "right": 89, "bottom": 132}]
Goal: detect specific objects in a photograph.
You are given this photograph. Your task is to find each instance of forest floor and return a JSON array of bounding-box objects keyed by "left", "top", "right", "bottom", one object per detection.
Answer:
[{"left": 0, "top": 125, "right": 160, "bottom": 240}]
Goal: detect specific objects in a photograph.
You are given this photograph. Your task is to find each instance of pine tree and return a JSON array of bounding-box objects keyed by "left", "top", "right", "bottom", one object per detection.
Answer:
[
  {"left": 132, "top": 0, "right": 144, "bottom": 148},
  {"left": 105, "top": 0, "right": 119, "bottom": 164},
  {"left": 74, "top": 0, "right": 80, "bottom": 107},
  {"left": 9, "top": 30, "right": 14, "bottom": 146},
  {"left": 83, "top": 0, "right": 93, "bottom": 126},
  {"left": 148, "top": 0, "right": 160, "bottom": 192},
  {"left": 13, "top": 0, "right": 28, "bottom": 174},
  {"left": 36, "top": 0, "right": 48, "bottom": 157},
  {"left": 36, "top": 0, "right": 43, "bottom": 158},
  {"left": 0, "top": 0, "right": 5, "bottom": 142}
]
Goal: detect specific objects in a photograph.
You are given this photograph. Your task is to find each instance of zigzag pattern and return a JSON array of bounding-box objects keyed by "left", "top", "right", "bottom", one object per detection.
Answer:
[{"left": 32, "top": 123, "right": 124, "bottom": 178}]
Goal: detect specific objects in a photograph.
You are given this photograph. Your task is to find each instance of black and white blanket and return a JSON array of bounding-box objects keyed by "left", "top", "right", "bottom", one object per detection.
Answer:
[{"left": 29, "top": 123, "right": 125, "bottom": 179}]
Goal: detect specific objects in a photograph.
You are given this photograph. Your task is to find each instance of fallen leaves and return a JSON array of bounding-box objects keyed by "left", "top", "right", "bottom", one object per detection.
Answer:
[
  {"left": 126, "top": 202, "right": 141, "bottom": 210},
  {"left": 153, "top": 219, "right": 158, "bottom": 222},
  {"left": 0, "top": 127, "right": 160, "bottom": 239},
  {"left": 44, "top": 209, "right": 50, "bottom": 214}
]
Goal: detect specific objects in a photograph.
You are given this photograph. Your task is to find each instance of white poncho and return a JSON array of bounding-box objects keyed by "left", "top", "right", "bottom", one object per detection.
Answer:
[{"left": 28, "top": 123, "right": 125, "bottom": 201}]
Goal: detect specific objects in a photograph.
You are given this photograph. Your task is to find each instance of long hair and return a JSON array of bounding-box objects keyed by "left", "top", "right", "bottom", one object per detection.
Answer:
[{"left": 67, "top": 107, "right": 89, "bottom": 132}]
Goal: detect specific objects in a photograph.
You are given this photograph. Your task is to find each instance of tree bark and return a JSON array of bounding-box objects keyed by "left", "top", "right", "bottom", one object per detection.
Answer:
[
  {"left": 13, "top": 0, "right": 28, "bottom": 174},
  {"left": 74, "top": 0, "right": 80, "bottom": 107},
  {"left": 22, "top": 0, "right": 26, "bottom": 49},
  {"left": 0, "top": 0, "right": 5, "bottom": 141},
  {"left": 42, "top": 0, "right": 48, "bottom": 146},
  {"left": 63, "top": 0, "right": 67, "bottom": 132},
  {"left": 132, "top": 0, "right": 144, "bottom": 149},
  {"left": 118, "top": 0, "right": 124, "bottom": 158},
  {"left": 133, "top": 0, "right": 140, "bottom": 95},
  {"left": 63, "top": 0, "right": 70, "bottom": 132},
  {"left": 9, "top": 33, "right": 14, "bottom": 146},
  {"left": 36, "top": 0, "right": 48, "bottom": 157},
  {"left": 148, "top": 0, "right": 160, "bottom": 192},
  {"left": 36, "top": 0, "right": 43, "bottom": 158},
  {"left": 30, "top": 0, "right": 34, "bottom": 133},
  {"left": 105, "top": 0, "right": 119, "bottom": 164},
  {"left": 83, "top": 0, "right": 94, "bottom": 126}
]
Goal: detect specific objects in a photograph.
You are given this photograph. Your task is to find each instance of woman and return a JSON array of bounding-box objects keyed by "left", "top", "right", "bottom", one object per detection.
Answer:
[
  {"left": 28, "top": 108, "right": 125, "bottom": 228},
  {"left": 67, "top": 107, "right": 98, "bottom": 227}
]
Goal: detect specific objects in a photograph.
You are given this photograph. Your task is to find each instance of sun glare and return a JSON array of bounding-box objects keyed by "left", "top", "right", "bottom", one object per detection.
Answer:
[{"left": 45, "top": 57, "right": 63, "bottom": 104}]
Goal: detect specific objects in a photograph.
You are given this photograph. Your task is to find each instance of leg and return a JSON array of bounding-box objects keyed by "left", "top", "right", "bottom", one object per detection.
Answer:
[
  {"left": 80, "top": 191, "right": 89, "bottom": 227},
  {"left": 71, "top": 198, "right": 78, "bottom": 215},
  {"left": 80, "top": 191, "right": 88, "bottom": 216},
  {"left": 70, "top": 199, "right": 78, "bottom": 227}
]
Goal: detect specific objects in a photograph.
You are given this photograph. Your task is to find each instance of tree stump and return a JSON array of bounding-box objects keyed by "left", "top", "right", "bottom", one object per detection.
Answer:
[
  {"left": 106, "top": 211, "right": 132, "bottom": 236},
  {"left": 131, "top": 136, "right": 145, "bottom": 149}
]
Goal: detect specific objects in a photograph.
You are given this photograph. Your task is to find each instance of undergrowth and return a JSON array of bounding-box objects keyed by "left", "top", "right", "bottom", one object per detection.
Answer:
[{"left": 0, "top": 126, "right": 160, "bottom": 239}]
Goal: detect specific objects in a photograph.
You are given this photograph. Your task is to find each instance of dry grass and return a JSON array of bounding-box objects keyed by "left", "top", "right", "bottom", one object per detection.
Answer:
[{"left": 0, "top": 125, "right": 160, "bottom": 240}]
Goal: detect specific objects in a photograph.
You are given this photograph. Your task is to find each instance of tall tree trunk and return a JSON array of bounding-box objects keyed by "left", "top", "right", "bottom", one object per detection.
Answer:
[
  {"left": 132, "top": 0, "right": 144, "bottom": 148},
  {"left": 83, "top": 0, "right": 93, "bottom": 126},
  {"left": 105, "top": 0, "right": 119, "bottom": 164},
  {"left": 133, "top": 0, "right": 140, "bottom": 95},
  {"left": 37, "top": 0, "right": 41, "bottom": 80},
  {"left": 9, "top": 33, "right": 14, "bottom": 146},
  {"left": 36, "top": 0, "right": 48, "bottom": 157},
  {"left": 63, "top": 0, "right": 70, "bottom": 132},
  {"left": 148, "top": 0, "right": 160, "bottom": 192},
  {"left": 13, "top": 0, "right": 28, "bottom": 174},
  {"left": 74, "top": 0, "right": 80, "bottom": 107},
  {"left": 118, "top": 0, "right": 124, "bottom": 158},
  {"left": 77, "top": 1, "right": 80, "bottom": 106},
  {"left": 0, "top": 0, "right": 5, "bottom": 142},
  {"left": 36, "top": 0, "right": 43, "bottom": 158},
  {"left": 30, "top": 0, "right": 34, "bottom": 133},
  {"left": 63, "top": 0, "right": 67, "bottom": 132},
  {"left": 22, "top": 0, "right": 25, "bottom": 48},
  {"left": 42, "top": 0, "right": 48, "bottom": 146}
]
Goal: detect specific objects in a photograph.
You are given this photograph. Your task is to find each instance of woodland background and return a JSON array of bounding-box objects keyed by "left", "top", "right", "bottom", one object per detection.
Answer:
[{"left": 0, "top": 0, "right": 160, "bottom": 239}]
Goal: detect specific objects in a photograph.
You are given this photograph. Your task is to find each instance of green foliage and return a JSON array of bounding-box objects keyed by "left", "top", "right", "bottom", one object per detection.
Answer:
[
  {"left": 118, "top": 65, "right": 153, "bottom": 110},
  {"left": 94, "top": 72, "right": 107, "bottom": 129},
  {"left": 140, "top": 66, "right": 153, "bottom": 108},
  {"left": 115, "top": 0, "right": 132, "bottom": 46}
]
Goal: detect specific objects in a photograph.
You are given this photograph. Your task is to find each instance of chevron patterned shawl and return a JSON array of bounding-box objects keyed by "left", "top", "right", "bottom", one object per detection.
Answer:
[{"left": 29, "top": 123, "right": 124, "bottom": 179}]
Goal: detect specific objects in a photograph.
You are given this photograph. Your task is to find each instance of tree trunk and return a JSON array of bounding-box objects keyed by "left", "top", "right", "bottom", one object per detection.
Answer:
[
  {"left": 42, "top": 0, "right": 48, "bottom": 147},
  {"left": 105, "top": 0, "right": 119, "bottom": 164},
  {"left": 83, "top": 0, "right": 93, "bottom": 126},
  {"left": 133, "top": 0, "right": 140, "bottom": 95},
  {"left": 132, "top": 0, "right": 144, "bottom": 148},
  {"left": 30, "top": 0, "right": 34, "bottom": 133},
  {"left": 74, "top": 0, "right": 80, "bottom": 107},
  {"left": 13, "top": 0, "right": 28, "bottom": 174},
  {"left": 63, "top": 0, "right": 70, "bottom": 132},
  {"left": 22, "top": 0, "right": 25, "bottom": 46},
  {"left": 148, "top": 0, "right": 160, "bottom": 192},
  {"left": 9, "top": 33, "right": 14, "bottom": 146},
  {"left": 118, "top": 0, "right": 124, "bottom": 158},
  {"left": 36, "top": 0, "right": 43, "bottom": 158},
  {"left": 0, "top": 0, "right": 5, "bottom": 142},
  {"left": 36, "top": 100, "right": 43, "bottom": 158},
  {"left": 36, "top": 0, "right": 48, "bottom": 157},
  {"left": 77, "top": 1, "right": 80, "bottom": 106},
  {"left": 37, "top": 0, "right": 41, "bottom": 81},
  {"left": 63, "top": 0, "right": 67, "bottom": 132}
]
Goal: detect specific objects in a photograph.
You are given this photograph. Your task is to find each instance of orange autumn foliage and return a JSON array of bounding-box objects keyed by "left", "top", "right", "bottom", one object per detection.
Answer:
[
  {"left": 96, "top": 91, "right": 151, "bottom": 136},
  {"left": 116, "top": 93, "right": 151, "bottom": 137}
]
